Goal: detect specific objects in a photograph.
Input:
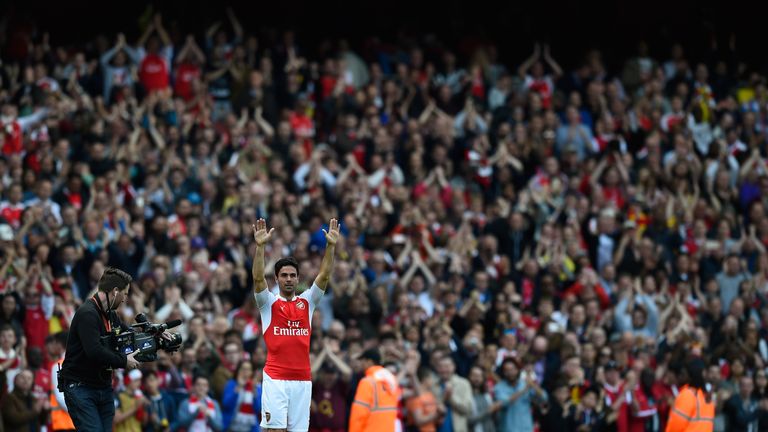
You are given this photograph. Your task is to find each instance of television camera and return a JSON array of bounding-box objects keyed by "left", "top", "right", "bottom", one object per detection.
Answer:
[{"left": 101, "top": 313, "right": 183, "bottom": 362}]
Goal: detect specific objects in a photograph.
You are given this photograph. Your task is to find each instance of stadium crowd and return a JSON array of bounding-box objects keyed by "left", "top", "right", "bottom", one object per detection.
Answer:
[{"left": 0, "top": 6, "right": 768, "bottom": 432}]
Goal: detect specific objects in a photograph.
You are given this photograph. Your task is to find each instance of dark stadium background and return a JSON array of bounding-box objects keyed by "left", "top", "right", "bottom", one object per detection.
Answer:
[{"left": 3, "top": 0, "right": 766, "bottom": 73}]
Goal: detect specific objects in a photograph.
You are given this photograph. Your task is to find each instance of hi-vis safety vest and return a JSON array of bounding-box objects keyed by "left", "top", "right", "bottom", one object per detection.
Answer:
[
  {"left": 665, "top": 385, "right": 714, "bottom": 432},
  {"left": 349, "top": 365, "right": 401, "bottom": 432},
  {"left": 51, "top": 358, "right": 75, "bottom": 431}
]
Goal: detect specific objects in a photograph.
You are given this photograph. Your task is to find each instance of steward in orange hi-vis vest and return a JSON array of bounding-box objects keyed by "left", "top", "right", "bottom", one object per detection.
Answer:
[
  {"left": 51, "top": 358, "right": 75, "bottom": 431},
  {"left": 665, "top": 359, "right": 714, "bottom": 432},
  {"left": 349, "top": 350, "right": 401, "bottom": 432}
]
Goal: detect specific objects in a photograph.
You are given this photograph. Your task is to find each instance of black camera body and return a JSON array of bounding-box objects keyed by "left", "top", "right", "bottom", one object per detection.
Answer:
[{"left": 101, "top": 314, "right": 183, "bottom": 362}]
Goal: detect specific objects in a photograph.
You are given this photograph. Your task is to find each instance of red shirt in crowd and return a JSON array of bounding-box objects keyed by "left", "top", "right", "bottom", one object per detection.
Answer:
[
  {"left": 602, "top": 186, "right": 626, "bottom": 210},
  {"left": 174, "top": 62, "right": 201, "bottom": 100},
  {"left": 1, "top": 120, "right": 23, "bottom": 155},
  {"left": 140, "top": 52, "right": 170, "bottom": 93},
  {"left": 23, "top": 292, "right": 54, "bottom": 356},
  {"left": 626, "top": 386, "right": 657, "bottom": 432},
  {"left": 0, "top": 202, "right": 24, "bottom": 228},
  {"left": 320, "top": 75, "right": 337, "bottom": 99},
  {"left": 562, "top": 281, "right": 611, "bottom": 309},
  {"left": 652, "top": 382, "right": 675, "bottom": 431},
  {"left": 33, "top": 367, "right": 51, "bottom": 401}
]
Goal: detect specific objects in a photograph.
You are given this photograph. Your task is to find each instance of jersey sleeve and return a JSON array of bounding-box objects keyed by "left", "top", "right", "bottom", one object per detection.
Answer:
[
  {"left": 255, "top": 289, "right": 276, "bottom": 310},
  {"left": 255, "top": 289, "right": 277, "bottom": 330},
  {"left": 299, "top": 283, "right": 324, "bottom": 307},
  {"left": 300, "top": 283, "right": 325, "bottom": 326}
]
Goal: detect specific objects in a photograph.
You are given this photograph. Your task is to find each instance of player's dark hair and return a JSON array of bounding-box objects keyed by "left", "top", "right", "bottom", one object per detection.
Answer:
[{"left": 274, "top": 257, "right": 300, "bottom": 277}]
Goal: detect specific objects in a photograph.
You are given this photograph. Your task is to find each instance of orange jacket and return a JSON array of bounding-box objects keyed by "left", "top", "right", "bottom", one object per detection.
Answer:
[
  {"left": 665, "top": 385, "right": 714, "bottom": 432},
  {"left": 349, "top": 365, "right": 401, "bottom": 432},
  {"left": 51, "top": 358, "right": 75, "bottom": 431}
]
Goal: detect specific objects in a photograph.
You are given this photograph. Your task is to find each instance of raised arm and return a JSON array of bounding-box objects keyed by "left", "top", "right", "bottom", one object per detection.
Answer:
[
  {"left": 739, "top": 148, "right": 763, "bottom": 180},
  {"left": 542, "top": 44, "right": 563, "bottom": 78},
  {"left": 177, "top": 35, "right": 206, "bottom": 65},
  {"left": 518, "top": 43, "right": 541, "bottom": 78},
  {"left": 251, "top": 218, "right": 275, "bottom": 293},
  {"left": 325, "top": 343, "right": 353, "bottom": 381},
  {"left": 153, "top": 14, "right": 172, "bottom": 47},
  {"left": 175, "top": 37, "right": 193, "bottom": 65},
  {"left": 614, "top": 153, "right": 631, "bottom": 183},
  {"left": 226, "top": 7, "right": 244, "bottom": 40},
  {"left": 136, "top": 22, "right": 155, "bottom": 49},
  {"left": 314, "top": 218, "right": 340, "bottom": 291},
  {"left": 254, "top": 107, "right": 275, "bottom": 137},
  {"left": 101, "top": 34, "right": 127, "bottom": 67},
  {"left": 310, "top": 346, "right": 329, "bottom": 376},
  {"left": 589, "top": 157, "right": 608, "bottom": 189}
]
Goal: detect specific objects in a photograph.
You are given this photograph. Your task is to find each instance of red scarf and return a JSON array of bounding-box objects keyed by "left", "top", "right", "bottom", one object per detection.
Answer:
[
  {"left": 189, "top": 395, "right": 215, "bottom": 419},
  {"left": 230, "top": 381, "right": 257, "bottom": 432},
  {"left": 188, "top": 394, "right": 215, "bottom": 432},
  {"left": 238, "top": 381, "right": 255, "bottom": 415}
]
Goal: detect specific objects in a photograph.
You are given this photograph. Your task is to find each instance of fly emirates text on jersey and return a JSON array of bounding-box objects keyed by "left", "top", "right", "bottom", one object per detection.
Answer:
[{"left": 273, "top": 320, "right": 310, "bottom": 336}]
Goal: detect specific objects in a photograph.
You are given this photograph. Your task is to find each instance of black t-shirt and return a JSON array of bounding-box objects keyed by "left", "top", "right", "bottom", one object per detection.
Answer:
[
  {"left": 59, "top": 298, "right": 127, "bottom": 388},
  {"left": 208, "top": 68, "right": 232, "bottom": 101},
  {"left": 540, "top": 401, "right": 568, "bottom": 432}
]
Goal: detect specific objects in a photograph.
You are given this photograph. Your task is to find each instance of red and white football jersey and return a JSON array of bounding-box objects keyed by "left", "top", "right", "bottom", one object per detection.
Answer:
[{"left": 255, "top": 284, "right": 323, "bottom": 381}]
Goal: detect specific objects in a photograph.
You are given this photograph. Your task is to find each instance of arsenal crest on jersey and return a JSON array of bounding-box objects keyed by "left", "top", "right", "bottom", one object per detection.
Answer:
[{"left": 296, "top": 301, "right": 306, "bottom": 310}]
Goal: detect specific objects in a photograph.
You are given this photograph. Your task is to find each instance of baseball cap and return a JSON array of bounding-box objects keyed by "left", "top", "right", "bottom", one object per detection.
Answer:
[
  {"left": 605, "top": 360, "right": 619, "bottom": 371},
  {"left": 125, "top": 368, "right": 142, "bottom": 384}
]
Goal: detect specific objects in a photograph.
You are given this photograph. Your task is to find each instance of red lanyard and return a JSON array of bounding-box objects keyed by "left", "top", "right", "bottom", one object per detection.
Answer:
[{"left": 91, "top": 297, "right": 112, "bottom": 332}]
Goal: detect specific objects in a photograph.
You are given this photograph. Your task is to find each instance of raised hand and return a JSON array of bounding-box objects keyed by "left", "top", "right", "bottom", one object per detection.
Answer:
[
  {"left": 322, "top": 218, "right": 341, "bottom": 246},
  {"left": 252, "top": 218, "right": 275, "bottom": 246}
]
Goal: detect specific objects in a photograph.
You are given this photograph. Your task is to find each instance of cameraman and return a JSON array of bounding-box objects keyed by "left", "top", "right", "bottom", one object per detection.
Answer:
[{"left": 57, "top": 267, "right": 171, "bottom": 432}]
